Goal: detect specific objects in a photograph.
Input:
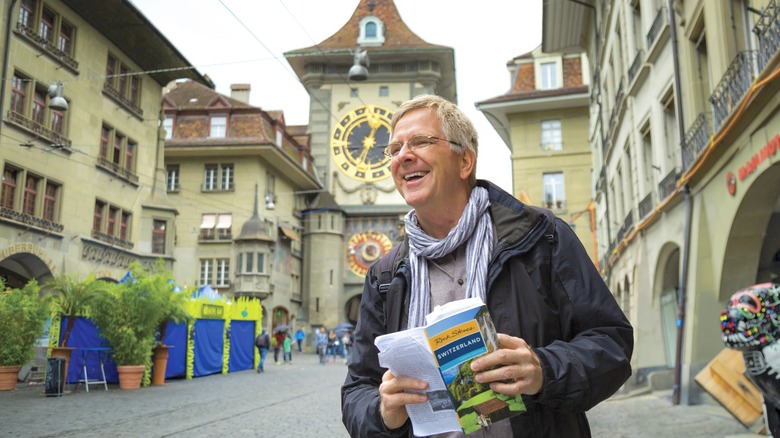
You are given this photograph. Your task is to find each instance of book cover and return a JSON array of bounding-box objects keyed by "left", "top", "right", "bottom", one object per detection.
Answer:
[{"left": 423, "top": 298, "right": 526, "bottom": 434}]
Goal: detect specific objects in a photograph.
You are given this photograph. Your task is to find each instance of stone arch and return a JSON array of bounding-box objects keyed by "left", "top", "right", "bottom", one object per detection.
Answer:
[
  {"left": 0, "top": 244, "right": 58, "bottom": 288},
  {"left": 720, "top": 162, "right": 780, "bottom": 300},
  {"left": 655, "top": 244, "right": 680, "bottom": 368}
]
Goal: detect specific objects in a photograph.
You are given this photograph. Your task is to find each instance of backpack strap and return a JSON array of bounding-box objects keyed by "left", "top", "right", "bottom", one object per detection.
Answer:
[
  {"left": 539, "top": 208, "right": 558, "bottom": 246},
  {"left": 375, "top": 244, "right": 402, "bottom": 294}
]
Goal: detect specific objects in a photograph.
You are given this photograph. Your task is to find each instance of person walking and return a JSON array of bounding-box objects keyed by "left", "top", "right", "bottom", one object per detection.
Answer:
[
  {"left": 316, "top": 327, "right": 328, "bottom": 365},
  {"left": 283, "top": 332, "right": 293, "bottom": 364},
  {"left": 327, "top": 330, "right": 339, "bottom": 363},
  {"left": 294, "top": 326, "right": 305, "bottom": 353},
  {"left": 254, "top": 328, "right": 270, "bottom": 373},
  {"left": 341, "top": 95, "right": 633, "bottom": 437},
  {"left": 341, "top": 330, "right": 353, "bottom": 364},
  {"left": 273, "top": 330, "right": 285, "bottom": 365}
]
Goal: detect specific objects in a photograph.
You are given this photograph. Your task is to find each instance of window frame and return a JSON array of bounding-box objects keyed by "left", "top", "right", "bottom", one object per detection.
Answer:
[
  {"left": 209, "top": 114, "right": 227, "bottom": 138},
  {"left": 166, "top": 164, "right": 180, "bottom": 191},
  {"left": 543, "top": 172, "right": 567, "bottom": 210},
  {"left": 540, "top": 119, "right": 563, "bottom": 151},
  {"left": 152, "top": 219, "right": 167, "bottom": 254}
]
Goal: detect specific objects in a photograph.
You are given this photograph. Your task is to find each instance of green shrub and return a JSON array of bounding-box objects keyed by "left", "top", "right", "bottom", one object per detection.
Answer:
[{"left": 0, "top": 279, "right": 48, "bottom": 366}]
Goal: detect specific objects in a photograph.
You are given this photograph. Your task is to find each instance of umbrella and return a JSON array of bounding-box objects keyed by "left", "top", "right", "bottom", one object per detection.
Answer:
[
  {"left": 273, "top": 324, "right": 291, "bottom": 333},
  {"left": 334, "top": 322, "right": 354, "bottom": 336}
]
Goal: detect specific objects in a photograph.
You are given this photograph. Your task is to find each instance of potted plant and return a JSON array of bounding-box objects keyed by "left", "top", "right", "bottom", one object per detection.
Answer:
[
  {"left": 90, "top": 262, "right": 167, "bottom": 389},
  {"left": 150, "top": 260, "right": 191, "bottom": 386},
  {"left": 43, "top": 273, "right": 104, "bottom": 385},
  {"left": 0, "top": 279, "right": 49, "bottom": 390}
]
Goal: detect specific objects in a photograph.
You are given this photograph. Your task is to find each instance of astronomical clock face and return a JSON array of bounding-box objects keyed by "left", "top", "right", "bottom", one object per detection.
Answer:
[
  {"left": 347, "top": 231, "right": 394, "bottom": 277},
  {"left": 331, "top": 104, "right": 393, "bottom": 182}
]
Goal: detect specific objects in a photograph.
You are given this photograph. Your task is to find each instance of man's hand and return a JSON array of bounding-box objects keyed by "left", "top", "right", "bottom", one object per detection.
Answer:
[
  {"left": 378, "top": 370, "right": 429, "bottom": 430},
  {"left": 469, "top": 333, "right": 543, "bottom": 396}
]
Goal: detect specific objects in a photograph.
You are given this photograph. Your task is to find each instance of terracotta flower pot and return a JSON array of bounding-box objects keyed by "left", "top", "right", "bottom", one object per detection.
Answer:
[
  {"left": 0, "top": 366, "right": 21, "bottom": 391},
  {"left": 116, "top": 365, "right": 145, "bottom": 390},
  {"left": 151, "top": 345, "right": 170, "bottom": 386}
]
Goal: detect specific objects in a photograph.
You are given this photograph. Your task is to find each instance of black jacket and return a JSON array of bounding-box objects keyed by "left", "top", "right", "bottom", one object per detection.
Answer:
[{"left": 341, "top": 181, "right": 634, "bottom": 437}]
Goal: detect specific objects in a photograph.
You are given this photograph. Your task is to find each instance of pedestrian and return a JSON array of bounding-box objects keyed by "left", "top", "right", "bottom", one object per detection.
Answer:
[
  {"left": 316, "top": 326, "right": 328, "bottom": 365},
  {"left": 341, "top": 330, "right": 352, "bottom": 363},
  {"left": 254, "top": 328, "right": 270, "bottom": 373},
  {"left": 273, "top": 330, "right": 285, "bottom": 365},
  {"left": 283, "top": 332, "right": 293, "bottom": 364},
  {"left": 341, "top": 95, "right": 633, "bottom": 437},
  {"left": 327, "top": 330, "right": 339, "bottom": 363},
  {"left": 294, "top": 325, "right": 305, "bottom": 353}
]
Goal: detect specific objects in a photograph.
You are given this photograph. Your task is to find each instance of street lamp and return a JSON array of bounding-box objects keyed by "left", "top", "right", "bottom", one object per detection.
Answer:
[{"left": 47, "top": 81, "right": 68, "bottom": 111}]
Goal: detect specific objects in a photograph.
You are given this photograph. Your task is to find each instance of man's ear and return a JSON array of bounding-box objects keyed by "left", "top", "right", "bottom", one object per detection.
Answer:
[{"left": 460, "top": 147, "right": 476, "bottom": 181}]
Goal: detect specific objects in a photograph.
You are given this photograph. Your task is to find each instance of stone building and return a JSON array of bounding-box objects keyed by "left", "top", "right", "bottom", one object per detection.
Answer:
[
  {"left": 477, "top": 46, "right": 597, "bottom": 263},
  {"left": 0, "top": 0, "right": 209, "bottom": 287},
  {"left": 543, "top": 0, "right": 780, "bottom": 403}
]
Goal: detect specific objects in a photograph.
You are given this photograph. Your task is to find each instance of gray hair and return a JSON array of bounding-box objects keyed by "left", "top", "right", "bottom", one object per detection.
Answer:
[{"left": 391, "top": 95, "right": 478, "bottom": 186}]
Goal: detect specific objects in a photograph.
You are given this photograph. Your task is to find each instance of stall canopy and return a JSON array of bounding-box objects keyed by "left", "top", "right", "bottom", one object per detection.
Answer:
[{"left": 191, "top": 284, "right": 224, "bottom": 301}]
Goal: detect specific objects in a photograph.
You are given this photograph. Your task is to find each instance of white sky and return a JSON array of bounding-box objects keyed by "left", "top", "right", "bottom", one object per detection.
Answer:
[{"left": 130, "top": 0, "right": 543, "bottom": 193}]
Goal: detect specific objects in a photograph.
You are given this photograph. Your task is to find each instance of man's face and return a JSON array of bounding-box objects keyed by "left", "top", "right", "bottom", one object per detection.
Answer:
[{"left": 390, "top": 109, "right": 471, "bottom": 212}]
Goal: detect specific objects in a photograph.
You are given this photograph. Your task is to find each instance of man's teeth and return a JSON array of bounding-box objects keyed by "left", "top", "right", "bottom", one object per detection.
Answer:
[{"left": 404, "top": 172, "right": 426, "bottom": 181}]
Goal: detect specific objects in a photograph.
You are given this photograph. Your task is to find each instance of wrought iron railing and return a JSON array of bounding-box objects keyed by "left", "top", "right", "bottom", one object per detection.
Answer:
[
  {"left": 97, "top": 156, "right": 139, "bottom": 183},
  {"left": 638, "top": 193, "right": 654, "bottom": 219},
  {"left": 681, "top": 112, "right": 710, "bottom": 171},
  {"left": 6, "top": 110, "right": 72, "bottom": 148},
  {"left": 658, "top": 169, "right": 678, "bottom": 200},
  {"left": 628, "top": 50, "right": 645, "bottom": 84},
  {"left": 102, "top": 83, "right": 144, "bottom": 119},
  {"left": 609, "top": 80, "right": 624, "bottom": 131},
  {"left": 710, "top": 51, "right": 756, "bottom": 132},
  {"left": 753, "top": 0, "right": 780, "bottom": 72},
  {"left": 15, "top": 22, "right": 79, "bottom": 71},
  {"left": 91, "top": 229, "right": 134, "bottom": 249},
  {"left": 647, "top": 7, "right": 667, "bottom": 49},
  {"left": 0, "top": 206, "right": 64, "bottom": 232}
]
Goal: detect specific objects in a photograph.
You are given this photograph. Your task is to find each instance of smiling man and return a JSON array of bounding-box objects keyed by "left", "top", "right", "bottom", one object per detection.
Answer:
[{"left": 341, "top": 95, "right": 633, "bottom": 437}]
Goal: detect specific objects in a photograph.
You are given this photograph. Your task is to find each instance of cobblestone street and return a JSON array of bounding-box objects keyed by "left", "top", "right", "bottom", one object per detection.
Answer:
[{"left": 0, "top": 352, "right": 763, "bottom": 437}]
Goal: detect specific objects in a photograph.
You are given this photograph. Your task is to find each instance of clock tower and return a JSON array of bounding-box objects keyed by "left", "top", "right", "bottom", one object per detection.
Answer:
[{"left": 285, "top": 0, "right": 456, "bottom": 330}]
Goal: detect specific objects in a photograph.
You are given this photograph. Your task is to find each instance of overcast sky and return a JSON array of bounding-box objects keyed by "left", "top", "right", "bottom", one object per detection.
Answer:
[{"left": 130, "top": 0, "right": 543, "bottom": 192}]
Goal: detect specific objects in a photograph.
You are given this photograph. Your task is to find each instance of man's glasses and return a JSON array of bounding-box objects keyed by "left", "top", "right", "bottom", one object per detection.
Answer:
[{"left": 382, "top": 135, "right": 463, "bottom": 159}]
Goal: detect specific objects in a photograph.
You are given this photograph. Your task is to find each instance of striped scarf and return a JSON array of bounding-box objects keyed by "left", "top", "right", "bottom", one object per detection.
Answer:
[{"left": 404, "top": 187, "right": 494, "bottom": 329}]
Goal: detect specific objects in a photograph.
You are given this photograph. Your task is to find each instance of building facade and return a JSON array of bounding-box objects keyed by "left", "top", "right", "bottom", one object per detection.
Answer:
[
  {"left": 285, "top": 0, "right": 457, "bottom": 331},
  {"left": 476, "top": 46, "right": 597, "bottom": 263},
  {"left": 544, "top": 0, "right": 780, "bottom": 403},
  {"left": 163, "top": 80, "right": 320, "bottom": 332},
  {"left": 0, "top": 0, "right": 208, "bottom": 287}
]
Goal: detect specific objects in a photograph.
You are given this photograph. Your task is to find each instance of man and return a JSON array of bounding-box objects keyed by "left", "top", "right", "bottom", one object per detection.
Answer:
[
  {"left": 341, "top": 95, "right": 633, "bottom": 437},
  {"left": 255, "top": 328, "right": 270, "bottom": 373}
]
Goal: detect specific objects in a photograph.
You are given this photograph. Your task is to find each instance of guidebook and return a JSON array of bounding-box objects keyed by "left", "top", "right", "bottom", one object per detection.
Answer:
[{"left": 375, "top": 297, "right": 526, "bottom": 436}]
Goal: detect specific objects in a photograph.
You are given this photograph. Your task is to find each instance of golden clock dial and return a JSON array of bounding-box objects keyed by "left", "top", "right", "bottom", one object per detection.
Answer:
[
  {"left": 331, "top": 105, "right": 393, "bottom": 182},
  {"left": 347, "top": 231, "right": 394, "bottom": 277}
]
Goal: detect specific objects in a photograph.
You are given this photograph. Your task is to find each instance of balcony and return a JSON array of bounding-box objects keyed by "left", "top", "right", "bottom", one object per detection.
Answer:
[
  {"left": 681, "top": 112, "right": 710, "bottom": 172},
  {"left": 658, "top": 169, "right": 679, "bottom": 200},
  {"left": 710, "top": 51, "right": 756, "bottom": 132},
  {"left": 102, "top": 83, "right": 144, "bottom": 120},
  {"left": 96, "top": 156, "right": 139, "bottom": 184},
  {"left": 638, "top": 193, "right": 654, "bottom": 219},
  {"left": 0, "top": 207, "right": 64, "bottom": 233},
  {"left": 6, "top": 111, "right": 72, "bottom": 148},
  {"left": 91, "top": 229, "right": 133, "bottom": 250},
  {"left": 627, "top": 49, "right": 650, "bottom": 96},
  {"left": 646, "top": 7, "right": 669, "bottom": 63},
  {"left": 14, "top": 22, "right": 79, "bottom": 73},
  {"left": 753, "top": 0, "right": 780, "bottom": 72}
]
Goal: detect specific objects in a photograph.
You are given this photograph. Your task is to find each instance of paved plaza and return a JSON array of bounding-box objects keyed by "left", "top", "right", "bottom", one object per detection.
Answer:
[{"left": 0, "top": 351, "right": 766, "bottom": 437}]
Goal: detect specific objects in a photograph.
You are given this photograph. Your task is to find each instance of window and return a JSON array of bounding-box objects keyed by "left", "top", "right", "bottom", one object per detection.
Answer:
[
  {"left": 93, "top": 200, "right": 104, "bottom": 232},
  {"left": 163, "top": 116, "right": 174, "bottom": 140},
  {"left": 204, "top": 165, "right": 218, "bottom": 191},
  {"left": 265, "top": 172, "right": 276, "bottom": 206},
  {"left": 365, "top": 22, "right": 377, "bottom": 38},
  {"left": 209, "top": 115, "right": 227, "bottom": 138},
  {"left": 50, "top": 108, "right": 64, "bottom": 135},
  {"left": 203, "top": 164, "right": 233, "bottom": 191},
  {"left": 120, "top": 212, "right": 130, "bottom": 241},
  {"left": 540, "top": 120, "right": 562, "bottom": 151},
  {"left": 42, "top": 181, "right": 58, "bottom": 221},
  {"left": 199, "top": 259, "right": 212, "bottom": 286},
  {"left": 93, "top": 200, "right": 132, "bottom": 246},
  {"left": 379, "top": 86, "right": 389, "bottom": 97},
  {"left": 22, "top": 174, "right": 39, "bottom": 215},
  {"left": 166, "top": 165, "right": 180, "bottom": 191},
  {"left": 200, "top": 213, "right": 232, "bottom": 241},
  {"left": 357, "top": 16, "right": 385, "bottom": 46},
  {"left": 39, "top": 7, "right": 55, "bottom": 44},
  {"left": 11, "top": 73, "right": 27, "bottom": 114},
  {"left": 152, "top": 220, "right": 166, "bottom": 254},
  {"left": 215, "top": 259, "right": 230, "bottom": 286},
  {"left": 58, "top": 20, "right": 73, "bottom": 55},
  {"left": 540, "top": 62, "right": 558, "bottom": 90},
  {"left": 18, "top": 0, "right": 35, "bottom": 28},
  {"left": 107, "top": 206, "right": 118, "bottom": 236},
  {"left": 32, "top": 89, "right": 46, "bottom": 124},
  {"left": 245, "top": 252, "right": 254, "bottom": 273},
  {"left": 543, "top": 172, "right": 566, "bottom": 210},
  {"left": 1, "top": 168, "right": 18, "bottom": 210},
  {"left": 256, "top": 253, "right": 265, "bottom": 273},
  {"left": 104, "top": 53, "right": 142, "bottom": 115},
  {"left": 98, "top": 124, "right": 137, "bottom": 179}
]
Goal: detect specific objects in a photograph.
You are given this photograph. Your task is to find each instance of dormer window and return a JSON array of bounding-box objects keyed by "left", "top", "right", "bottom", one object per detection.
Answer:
[{"left": 358, "top": 16, "right": 384, "bottom": 46}]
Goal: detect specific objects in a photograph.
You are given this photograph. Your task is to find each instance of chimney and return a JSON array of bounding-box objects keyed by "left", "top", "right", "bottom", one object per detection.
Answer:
[{"left": 230, "top": 83, "right": 251, "bottom": 104}]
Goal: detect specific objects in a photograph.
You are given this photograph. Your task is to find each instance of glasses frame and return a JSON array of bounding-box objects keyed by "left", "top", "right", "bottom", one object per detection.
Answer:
[{"left": 382, "top": 135, "right": 463, "bottom": 159}]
